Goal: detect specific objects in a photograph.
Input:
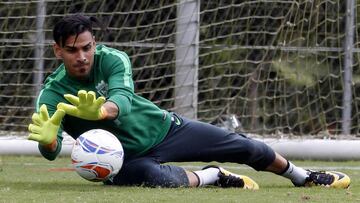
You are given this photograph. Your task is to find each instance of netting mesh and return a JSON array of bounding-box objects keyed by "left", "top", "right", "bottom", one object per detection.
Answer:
[{"left": 0, "top": 0, "right": 359, "bottom": 136}]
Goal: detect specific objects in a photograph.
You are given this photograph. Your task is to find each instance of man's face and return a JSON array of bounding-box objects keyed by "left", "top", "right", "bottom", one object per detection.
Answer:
[{"left": 53, "top": 31, "right": 96, "bottom": 81}]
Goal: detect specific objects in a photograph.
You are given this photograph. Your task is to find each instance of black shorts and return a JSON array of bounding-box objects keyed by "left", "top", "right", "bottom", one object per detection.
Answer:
[{"left": 107, "top": 113, "right": 276, "bottom": 187}]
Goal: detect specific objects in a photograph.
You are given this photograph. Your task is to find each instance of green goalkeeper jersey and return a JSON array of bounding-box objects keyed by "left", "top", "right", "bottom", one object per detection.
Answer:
[{"left": 36, "top": 45, "right": 172, "bottom": 160}]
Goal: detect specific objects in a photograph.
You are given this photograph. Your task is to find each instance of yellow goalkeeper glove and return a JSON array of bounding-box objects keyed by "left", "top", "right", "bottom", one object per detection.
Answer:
[
  {"left": 57, "top": 90, "right": 107, "bottom": 120},
  {"left": 28, "top": 104, "right": 65, "bottom": 145}
]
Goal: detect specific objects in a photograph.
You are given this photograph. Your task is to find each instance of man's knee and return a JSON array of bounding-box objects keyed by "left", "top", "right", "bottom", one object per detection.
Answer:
[
  {"left": 109, "top": 158, "right": 189, "bottom": 187},
  {"left": 242, "top": 139, "right": 276, "bottom": 171}
]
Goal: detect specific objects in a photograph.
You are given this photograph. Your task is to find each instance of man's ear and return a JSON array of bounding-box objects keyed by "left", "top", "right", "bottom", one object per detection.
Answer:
[
  {"left": 53, "top": 43, "right": 62, "bottom": 59},
  {"left": 92, "top": 36, "right": 96, "bottom": 49}
]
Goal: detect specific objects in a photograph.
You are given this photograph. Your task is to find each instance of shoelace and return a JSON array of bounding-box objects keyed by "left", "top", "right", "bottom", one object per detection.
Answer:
[
  {"left": 217, "top": 173, "right": 245, "bottom": 188},
  {"left": 307, "top": 171, "right": 335, "bottom": 186}
]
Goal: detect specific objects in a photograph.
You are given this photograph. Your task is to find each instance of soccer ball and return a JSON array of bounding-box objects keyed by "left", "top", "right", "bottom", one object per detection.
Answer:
[{"left": 71, "top": 129, "right": 124, "bottom": 182}]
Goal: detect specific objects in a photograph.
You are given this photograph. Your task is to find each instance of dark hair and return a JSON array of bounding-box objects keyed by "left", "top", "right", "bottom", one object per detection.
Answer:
[{"left": 53, "top": 14, "right": 104, "bottom": 47}]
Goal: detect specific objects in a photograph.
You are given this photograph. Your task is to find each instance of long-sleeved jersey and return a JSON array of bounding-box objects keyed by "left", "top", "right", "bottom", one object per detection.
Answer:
[{"left": 36, "top": 45, "right": 172, "bottom": 160}]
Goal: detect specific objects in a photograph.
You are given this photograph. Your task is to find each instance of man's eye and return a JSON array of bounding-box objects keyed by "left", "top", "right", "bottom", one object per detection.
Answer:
[{"left": 83, "top": 45, "right": 91, "bottom": 51}]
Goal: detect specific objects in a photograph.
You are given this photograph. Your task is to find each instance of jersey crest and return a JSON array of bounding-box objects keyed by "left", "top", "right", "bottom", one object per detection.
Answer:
[{"left": 96, "top": 80, "right": 109, "bottom": 98}]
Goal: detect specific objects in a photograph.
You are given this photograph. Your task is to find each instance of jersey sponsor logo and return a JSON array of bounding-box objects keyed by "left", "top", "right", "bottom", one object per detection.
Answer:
[{"left": 96, "top": 80, "right": 109, "bottom": 98}]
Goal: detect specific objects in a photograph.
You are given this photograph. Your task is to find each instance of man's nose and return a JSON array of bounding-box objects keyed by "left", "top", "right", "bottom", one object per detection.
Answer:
[{"left": 77, "top": 51, "right": 86, "bottom": 62}]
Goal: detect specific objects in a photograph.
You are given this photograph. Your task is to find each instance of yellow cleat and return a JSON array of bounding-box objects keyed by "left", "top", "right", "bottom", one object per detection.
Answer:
[
  {"left": 305, "top": 170, "right": 350, "bottom": 189},
  {"left": 203, "top": 165, "right": 259, "bottom": 190}
]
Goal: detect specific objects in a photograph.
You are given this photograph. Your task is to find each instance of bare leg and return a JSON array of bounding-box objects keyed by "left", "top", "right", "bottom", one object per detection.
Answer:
[
  {"left": 186, "top": 171, "right": 199, "bottom": 187},
  {"left": 264, "top": 152, "right": 288, "bottom": 174},
  {"left": 265, "top": 152, "right": 309, "bottom": 185}
]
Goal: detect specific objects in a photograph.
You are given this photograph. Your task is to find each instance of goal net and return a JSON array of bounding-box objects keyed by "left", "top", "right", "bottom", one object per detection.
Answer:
[{"left": 1, "top": 0, "right": 359, "bottom": 138}]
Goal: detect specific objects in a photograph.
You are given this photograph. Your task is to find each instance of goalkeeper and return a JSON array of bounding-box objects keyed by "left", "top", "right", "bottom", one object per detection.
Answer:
[{"left": 28, "top": 14, "right": 350, "bottom": 189}]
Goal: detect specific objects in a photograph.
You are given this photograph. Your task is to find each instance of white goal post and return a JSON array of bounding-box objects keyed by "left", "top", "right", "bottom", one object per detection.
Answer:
[{"left": 1, "top": 133, "right": 360, "bottom": 161}]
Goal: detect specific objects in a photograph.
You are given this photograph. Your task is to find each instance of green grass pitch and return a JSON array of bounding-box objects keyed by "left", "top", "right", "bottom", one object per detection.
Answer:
[{"left": 0, "top": 155, "right": 359, "bottom": 203}]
